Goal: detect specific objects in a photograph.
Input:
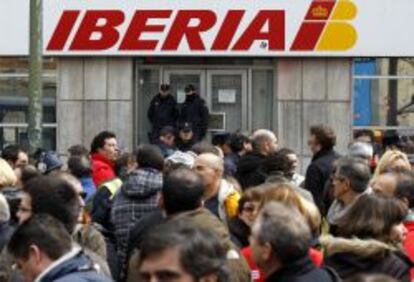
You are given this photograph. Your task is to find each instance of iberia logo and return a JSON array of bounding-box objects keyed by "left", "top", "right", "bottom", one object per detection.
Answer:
[{"left": 291, "top": 0, "right": 357, "bottom": 51}]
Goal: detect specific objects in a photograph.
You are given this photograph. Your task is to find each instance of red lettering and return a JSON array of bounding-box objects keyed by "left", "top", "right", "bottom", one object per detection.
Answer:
[
  {"left": 120, "top": 10, "right": 171, "bottom": 50},
  {"left": 162, "top": 10, "right": 217, "bottom": 51},
  {"left": 211, "top": 10, "right": 245, "bottom": 51},
  {"left": 47, "top": 10, "right": 80, "bottom": 50},
  {"left": 233, "top": 11, "right": 285, "bottom": 51},
  {"left": 70, "top": 10, "right": 124, "bottom": 50}
]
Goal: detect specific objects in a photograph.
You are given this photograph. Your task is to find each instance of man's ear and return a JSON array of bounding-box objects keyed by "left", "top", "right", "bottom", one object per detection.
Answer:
[
  {"left": 29, "top": 245, "right": 42, "bottom": 265},
  {"left": 262, "top": 242, "right": 273, "bottom": 261},
  {"left": 200, "top": 273, "right": 219, "bottom": 282}
]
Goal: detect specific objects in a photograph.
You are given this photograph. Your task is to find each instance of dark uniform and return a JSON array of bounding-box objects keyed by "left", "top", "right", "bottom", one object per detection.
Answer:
[
  {"left": 147, "top": 94, "right": 178, "bottom": 143},
  {"left": 178, "top": 94, "right": 209, "bottom": 141}
]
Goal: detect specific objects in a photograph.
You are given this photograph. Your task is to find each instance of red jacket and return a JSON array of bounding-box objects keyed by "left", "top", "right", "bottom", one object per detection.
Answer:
[
  {"left": 241, "top": 247, "right": 324, "bottom": 282},
  {"left": 91, "top": 153, "right": 116, "bottom": 187},
  {"left": 403, "top": 220, "right": 414, "bottom": 280}
]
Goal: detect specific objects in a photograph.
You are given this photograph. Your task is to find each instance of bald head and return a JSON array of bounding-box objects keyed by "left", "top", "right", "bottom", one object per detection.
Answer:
[
  {"left": 252, "top": 129, "right": 278, "bottom": 155},
  {"left": 193, "top": 153, "right": 224, "bottom": 189}
]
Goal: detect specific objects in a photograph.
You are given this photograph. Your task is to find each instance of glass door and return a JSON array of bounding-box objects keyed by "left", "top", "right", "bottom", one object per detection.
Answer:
[
  {"left": 163, "top": 69, "right": 206, "bottom": 103},
  {"left": 207, "top": 70, "right": 248, "bottom": 132}
]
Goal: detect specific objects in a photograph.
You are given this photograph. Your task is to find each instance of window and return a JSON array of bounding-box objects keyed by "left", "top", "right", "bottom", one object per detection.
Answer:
[
  {"left": 353, "top": 58, "right": 414, "bottom": 151},
  {"left": 0, "top": 58, "right": 57, "bottom": 151}
]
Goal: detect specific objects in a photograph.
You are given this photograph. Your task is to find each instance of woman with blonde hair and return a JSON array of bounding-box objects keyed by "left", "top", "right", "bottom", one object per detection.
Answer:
[
  {"left": 0, "top": 158, "right": 19, "bottom": 225},
  {"left": 374, "top": 149, "right": 411, "bottom": 178}
]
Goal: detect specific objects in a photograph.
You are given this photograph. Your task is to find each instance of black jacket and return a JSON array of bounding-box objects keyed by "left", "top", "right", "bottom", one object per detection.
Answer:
[
  {"left": 236, "top": 152, "right": 266, "bottom": 190},
  {"left": 322, "top": 236, "right": 412, "bottom": 281},
  {"left": 265, "top": 256, "right": 340, "bottom": 282},
  {"left": 178, "top": 94, "right": 209, "bottom": 140},
  {"left": 147, "top": 94, "right": 178, "bottom": 132},
  {"left": 304, "top": 149, "right": 340, "bottom": 212},
  {"left": 228, "top": 217, "right": 250, "bottom": 248}
]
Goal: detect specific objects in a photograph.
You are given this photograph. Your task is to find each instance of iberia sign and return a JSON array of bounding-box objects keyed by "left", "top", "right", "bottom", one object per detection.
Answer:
[{"left": 0, "top": 0, "right": 413, "bottom": 56}]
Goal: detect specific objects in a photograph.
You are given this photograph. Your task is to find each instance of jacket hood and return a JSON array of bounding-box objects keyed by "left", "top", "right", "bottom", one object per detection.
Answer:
[
  {"left": 320, "top": 235, "right": 395, "bottom": 257},
  {"left": 121, "top": 168, "right": 163, "bottom": 199},
  {"left": 237, "top": 152, "right": 265, "bottom": 173}
]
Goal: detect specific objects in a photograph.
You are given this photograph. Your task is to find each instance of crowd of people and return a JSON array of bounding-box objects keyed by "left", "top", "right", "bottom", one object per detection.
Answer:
[
  {"left": 0, "top": 106, "right": 414, "bottom": 281},
  {"left": 0, "top": 82, "right": 414, "bottom": 282}
]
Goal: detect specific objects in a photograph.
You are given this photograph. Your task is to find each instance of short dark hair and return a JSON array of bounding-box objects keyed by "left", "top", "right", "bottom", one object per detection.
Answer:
[
  {"left": 68, "top": 144, "right": 89, "bottom": 158},
  {"left": 159, "top": 126, "right": 176, "bottom": 137},
  {"left": 310, "top": 124, "right": 336, "bottom": 150},
  {"left": 67, "top": 156, "right": 92, "bottom": 178},
  {"left": 335, "top": 157, "right": 371, "bottom": 193},
  {"left": 90, "top": 131, "right": 116, "bottom": 154},
  {"left": 263, "top": 152, "right": 294, "bottom": 180},
  {"left": 229, "top": 133, "right": 250, "bottom": 153},
  {"left": 255, "top": 202, "right": 311, "bottom": 264},
  {"left": 8, "top": 214, "right": 72, "bottom": 261},
  {"left": 160, "top": 84, "right": 170, "bottom": 92},
  {"left": 140, "top": 220, "right": 229, "bottom": 282},
  {"left": 354, "top": 130, "right": 375, "bottom": 143},
  {"left": 2, "top": 145, "right": 25, "bottom": 163},
  {"left": 136, "top": 145, "right": 164, "bottom": 171},
  {"left": 23, "top": 176, "right": 80, "bottom": 234},
  {"left": 162, "top": 169, "right": 204, "bottom": 215},
  {"left": 212, "top": 133, "right": 231, "bottom": 147},
  {"left": 338, "top": 194, "right": 407, "bottom": 239}
]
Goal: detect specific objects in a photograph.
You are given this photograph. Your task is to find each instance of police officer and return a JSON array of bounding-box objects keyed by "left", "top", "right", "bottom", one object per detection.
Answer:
[
  {"left": 147, "top": 84, "right": 178, "bottom": 143},
  {"left": 178, "top": 84, "right": 210, "bottom": 141}
]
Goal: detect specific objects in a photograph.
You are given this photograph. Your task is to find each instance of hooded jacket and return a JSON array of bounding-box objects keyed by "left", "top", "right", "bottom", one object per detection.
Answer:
[
  {"left": 35, "top": 248, "right": 112, "bottom": 282},
  {"left": 321, "top": 235, "right": 412, "bottom": 281},
  {"left": 111, "top": 168, "right": 163, "bottom": 273},
  {"left": 236, "top": 152, "right": 266, "bottom": 190}
]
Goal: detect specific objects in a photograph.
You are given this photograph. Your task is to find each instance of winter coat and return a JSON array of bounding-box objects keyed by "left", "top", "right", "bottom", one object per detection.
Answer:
[
  {"left": 242, "top": 247, "right": 325, "bottom": 282},
  {"left": 91, "top": 153, "right": 117, "bottom": 187},
  {"left": 80, "top": 177, "right": 96, "bottom": 204},
  {"left": 36, "top": 248, "right": 113, "bottom": 282},
  {"left": 236, "top": 152, "right": 266, "bottom": 190},
  {"left": 147, "top": 94, "right": 178, "bottom": 133},
  {"left": 175, "top": 138, "right": 196, "bottom": 152},
  {"left": 265, "top": 256, "right": 339, "bottom": 282},
  {"left": 91, "top": 178, "right": 122, "bottom": 239},
  {"left": 73, "top": 223, "right": 107, "bottom": 260},
  {"left": 321, "top": 235, "right": 412, "bottom": 281},
  {"left": 0, "top": 222, "right": 13, "bottom": 252},
  {"left": 178, "top": 94, "right": 209, "bottom": 141},
  {"left": 111, "top": 168, "right": 163, "bottom": 276},
  {"left": 304, "top": 149, "right": 340, "bottom": 212},
  {"left": 0, "top": 243, "right": 112, "bottom": 282},
  {"left": 228, "top": 217, "right": 250, "bottom": 248}
]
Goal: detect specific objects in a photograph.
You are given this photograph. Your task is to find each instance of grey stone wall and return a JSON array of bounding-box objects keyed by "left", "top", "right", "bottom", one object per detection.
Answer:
[
  {"left": 276, "top": 58, "right": 352, "bottom": 173},
  {"left": 57, "top": 58, "right": 134, "bottom": 155}
]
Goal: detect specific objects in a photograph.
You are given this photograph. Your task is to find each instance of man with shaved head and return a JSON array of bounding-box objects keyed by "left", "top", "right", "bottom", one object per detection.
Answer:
[
  {"left": 236, "top": 129, "right": 279, "bottom": 189},
  {"left": 194, "top": 153, "right": 240, "bottom": 222}
]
